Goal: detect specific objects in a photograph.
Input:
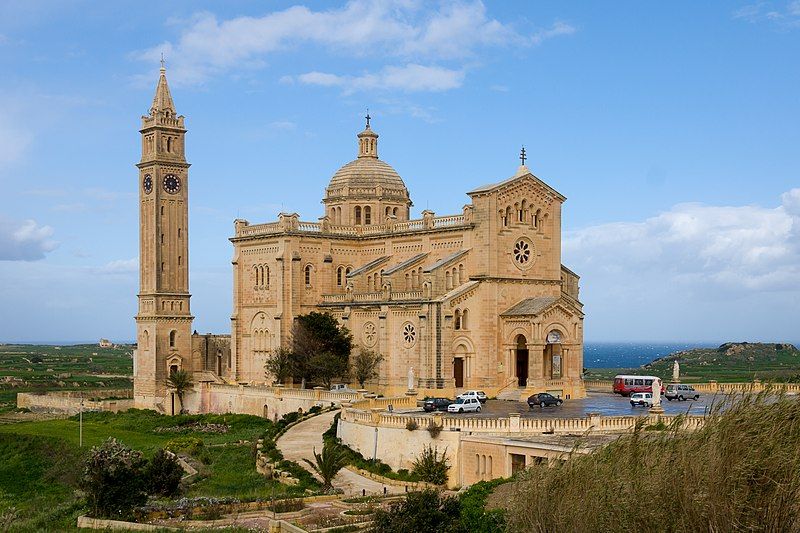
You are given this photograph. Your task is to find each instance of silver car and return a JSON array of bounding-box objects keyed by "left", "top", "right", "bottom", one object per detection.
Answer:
[{"left": 665, "top": 383, "right": 699, "bottom": 401}]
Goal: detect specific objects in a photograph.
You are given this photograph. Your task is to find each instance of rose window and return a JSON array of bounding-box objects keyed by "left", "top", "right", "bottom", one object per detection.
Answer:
[
  {"left": 363, "top": 322, "right": 377, "bottom": 347},
  {"left": 513, "top": 239, "right": 532, "bottom": 266},
  {"left": 402, "top": 322, "right": 416, "bottom": 346}
]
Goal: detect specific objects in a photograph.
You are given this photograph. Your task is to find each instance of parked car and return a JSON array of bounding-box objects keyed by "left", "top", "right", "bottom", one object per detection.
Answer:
[
  {"left": 329, "top": 383, "right": 356, "bottom": 393},
  {"left": 423, "top": 397, "right": 453, "bottom": 412},
  {"left": 447, "top": 397, "right": 482, "bottom": 413},
  {"left": 665, "top": 383, "right": 700, "bottom": 401},
  {"left": 457, "top": 390, "right": 488, "bottom": 403},
  {"left": 527, "top": 392, "right": 563, "bottom": 408},
  {"left": 630, "top": 392, "right": 654, "bottom": 407}
]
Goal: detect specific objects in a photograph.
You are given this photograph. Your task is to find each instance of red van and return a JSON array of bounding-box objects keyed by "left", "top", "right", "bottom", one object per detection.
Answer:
[{"left": 613, "top": 375, "right": 665, "bottom": 396}]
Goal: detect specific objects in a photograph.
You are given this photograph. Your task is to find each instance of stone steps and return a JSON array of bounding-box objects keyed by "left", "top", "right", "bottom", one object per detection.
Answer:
[{"left": 496, "top": 388, "right": 523, "bottom": 402}]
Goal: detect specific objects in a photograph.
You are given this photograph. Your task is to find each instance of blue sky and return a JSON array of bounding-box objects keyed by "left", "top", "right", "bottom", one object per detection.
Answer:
[{"left": 0, "top": 1, "right": 798, "bottom": 343}]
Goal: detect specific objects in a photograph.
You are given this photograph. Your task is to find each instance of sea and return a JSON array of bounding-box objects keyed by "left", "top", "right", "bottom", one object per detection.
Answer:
[{"left": 584, "top": 342, "right": 720, "bottom": 369}]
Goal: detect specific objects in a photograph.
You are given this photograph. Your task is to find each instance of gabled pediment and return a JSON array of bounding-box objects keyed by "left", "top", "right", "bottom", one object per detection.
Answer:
[
  {"left": 501, "top": 296, "right": 583, "bottom": 319},
  {"left": 468, "top": 167, "right": 566, "bottom": 206}
]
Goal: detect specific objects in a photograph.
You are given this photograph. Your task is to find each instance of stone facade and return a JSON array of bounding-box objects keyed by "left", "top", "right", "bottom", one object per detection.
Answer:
[{"left": 134, "top": 67, "right": 585, "bottom": 410}]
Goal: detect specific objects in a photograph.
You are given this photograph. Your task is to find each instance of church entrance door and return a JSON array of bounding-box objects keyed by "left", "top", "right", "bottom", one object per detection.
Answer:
[
  {"left": 515, "top": 334, "right": 529, "bottom": 387},
  {"left": 453, "top": 358, "right": 464, "bottom": 388}
]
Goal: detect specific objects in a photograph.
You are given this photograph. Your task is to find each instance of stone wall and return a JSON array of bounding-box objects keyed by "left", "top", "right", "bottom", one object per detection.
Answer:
[{"left": 18, "top": 389, "right": 134, "bottom": 415}]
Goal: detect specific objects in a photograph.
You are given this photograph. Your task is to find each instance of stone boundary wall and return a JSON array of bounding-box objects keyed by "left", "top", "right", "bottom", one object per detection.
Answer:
[
  {"left": 584, "top": 379, "right": 800, "bottom": 394},
  {"left": 18, "top": 389, "right": 134, "bottom": 415},
  {"left": 340, "top": 407, "right": 706, "bottom": 436},
  {"left": 344, "top": 465, "right": 440, "bottom": 490},
  {"left": 76, "top": 516, "right": 175, "bottom": 531}
]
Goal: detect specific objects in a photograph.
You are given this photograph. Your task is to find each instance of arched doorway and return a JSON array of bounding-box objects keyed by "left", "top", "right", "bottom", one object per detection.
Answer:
[
  {"left": 515, "top": 334, "right": 528, "bottom": 387},
  {"left": 544, "top": 330, "right": 563, "bottom": 379},
  {"left": 453, "top": 344, "right": 468, "bottom": 388}
]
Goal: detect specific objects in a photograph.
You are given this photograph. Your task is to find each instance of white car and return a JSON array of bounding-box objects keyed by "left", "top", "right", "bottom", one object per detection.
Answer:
[
  {"left": 457, "top": 390, "right": 488, "bottom": 403},
  {"left": 448, "top": 397, "right": 482, "bottom": 413},
  {"left": 630, "top": 392, "right": 654, "bottom": 407}
]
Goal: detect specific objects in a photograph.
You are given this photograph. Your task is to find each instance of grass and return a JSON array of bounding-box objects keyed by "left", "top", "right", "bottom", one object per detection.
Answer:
[{"left": 501, "top": 391, "right": 800, "bottom": 531}]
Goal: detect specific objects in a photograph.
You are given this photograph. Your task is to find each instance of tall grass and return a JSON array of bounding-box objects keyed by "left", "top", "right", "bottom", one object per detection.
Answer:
[{"left": 505, "top": 391, "right": 800, "bottom": 532}]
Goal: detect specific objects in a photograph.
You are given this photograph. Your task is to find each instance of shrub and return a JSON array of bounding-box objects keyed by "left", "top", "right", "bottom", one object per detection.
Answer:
[
  {"left": 81, "top": 438, "right": 148, "bottom": 519},
  {"left": 372, "top": 489, "right": 460, "bottom": 532},
  {"left": 267, "top": 497, "right": 304, "bottom": 513},
  {"left": 164, "top": 436, "right": 204, "bottom": 456},
  {"left": 426, "top": 420, "right": 442, "bottom": 438},
  {"left": 144, "top": 449, "right": 183, "bottom": 497},
  {"left": 411, "top": 445, "right": 449, "bottom": 485},
  {"left": 406, "top": 420, "right": 419, "bottom": 432}
]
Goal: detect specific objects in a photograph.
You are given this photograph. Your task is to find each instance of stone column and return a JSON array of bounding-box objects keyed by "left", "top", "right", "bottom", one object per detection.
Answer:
[{"left": 527, "top": 344, "right": 545, "bottom": 387}]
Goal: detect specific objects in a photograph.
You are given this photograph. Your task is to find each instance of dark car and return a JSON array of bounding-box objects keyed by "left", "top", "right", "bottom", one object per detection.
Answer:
[
  {"left": 423, "top": 397, "right": 453, "bottom": 412},
  {"left": 527, "top": 392, "right": 563, "bottom": 408}
]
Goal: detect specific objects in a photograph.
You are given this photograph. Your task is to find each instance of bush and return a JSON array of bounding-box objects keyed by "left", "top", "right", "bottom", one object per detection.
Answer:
[
  {"left": 81, "top": 438, "right": 148, "bottom": 519},
  {"left": 406, "top": 420, "right": 418, "bottom": 432},
  {"left": 457, "top": 479, "right": 507, "bottom": 533},
  {"left": 426, "top": 421, "right": 442, "bottom": 438},
  {"left": 144, "top": 449, "right": 183, "bottom": 497},
  {"left": 411, "top": 445, "right": 449, "bottom": 485},
  {"left": 372, "top": 489, "right": 460, "bottom": 533}
]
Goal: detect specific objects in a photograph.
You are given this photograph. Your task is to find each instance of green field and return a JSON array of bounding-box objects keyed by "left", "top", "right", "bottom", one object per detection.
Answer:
[
  {"left": 0, "top": 409, "right": 315, "bottom": 531},
  {"left": 585, "top": 342, "right": 800, "bottom": 383},
  {"left": 0, "top": 343, "right": 133, "bottom": 413}
]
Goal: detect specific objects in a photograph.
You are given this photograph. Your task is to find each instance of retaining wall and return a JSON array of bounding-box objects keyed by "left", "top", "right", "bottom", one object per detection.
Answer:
[{"left": 18, "top": 389, "right": 134, "bottom": 415}]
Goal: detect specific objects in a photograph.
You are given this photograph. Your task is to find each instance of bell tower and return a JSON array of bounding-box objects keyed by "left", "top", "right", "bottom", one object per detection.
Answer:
[{"left": 134, "top": 62, "right": 194, "bottom": 411}]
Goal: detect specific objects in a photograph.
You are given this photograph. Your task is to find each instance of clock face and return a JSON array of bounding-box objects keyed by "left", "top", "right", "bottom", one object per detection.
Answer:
[
  {"left": 163, "top": 174, "right": 181, "bottom": 194},
  {"left": 142, "top": 174, "right": 153, "bottom": 194}
]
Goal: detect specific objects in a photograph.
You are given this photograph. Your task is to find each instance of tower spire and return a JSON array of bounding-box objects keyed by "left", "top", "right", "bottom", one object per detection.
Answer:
[
  {"left": 150, "top": 58, "right": 176, "bottom": 116},
  {"left": 357, "top": 115, "right": 379, "bottom": 159}
]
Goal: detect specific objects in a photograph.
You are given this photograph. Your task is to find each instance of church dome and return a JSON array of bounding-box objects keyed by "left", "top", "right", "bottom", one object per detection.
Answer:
[{"left": 323, "top": 118, "right": 412, "bottom": 226}]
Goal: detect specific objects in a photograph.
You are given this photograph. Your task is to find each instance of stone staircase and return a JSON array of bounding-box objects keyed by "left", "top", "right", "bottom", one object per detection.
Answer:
[{"left": 495, "top": 377, "right": 524, "bottom": 402}]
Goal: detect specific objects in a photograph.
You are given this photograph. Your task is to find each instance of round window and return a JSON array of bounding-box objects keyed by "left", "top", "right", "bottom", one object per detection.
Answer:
[
  {"left": 513, "top": 238, "right": 535, "bottom": 269},
  {"left": 402, "top": 322, "right": 416, "bottom": 347}
]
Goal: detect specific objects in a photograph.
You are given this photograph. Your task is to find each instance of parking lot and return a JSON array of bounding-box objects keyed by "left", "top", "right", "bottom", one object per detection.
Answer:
[{"left": 413, "top": 391, "right": 718, "bottom": 419}]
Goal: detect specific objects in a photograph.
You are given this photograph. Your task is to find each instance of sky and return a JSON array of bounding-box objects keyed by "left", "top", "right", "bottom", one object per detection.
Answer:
[{"left": 0, "top": 1, "right": 798, "bottom": 344}]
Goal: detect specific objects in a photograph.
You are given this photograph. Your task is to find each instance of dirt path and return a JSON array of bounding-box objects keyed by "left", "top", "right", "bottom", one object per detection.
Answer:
[{"left": 277, "top": 410, "right": 405, "bottom": 496}]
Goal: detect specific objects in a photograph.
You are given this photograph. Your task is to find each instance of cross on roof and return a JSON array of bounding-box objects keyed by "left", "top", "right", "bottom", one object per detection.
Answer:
[
  {"left": 160, "top": 52, "right": 166, "bottom": 70},
  {"left": 520, "top": 146, "right": 527, "bottom": 166},
  {"left": 365, "top": 108, "right": 371, "bottom": 128}
]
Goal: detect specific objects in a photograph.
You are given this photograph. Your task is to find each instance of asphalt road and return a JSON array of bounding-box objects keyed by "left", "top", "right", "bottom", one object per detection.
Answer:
[{"left": 414, "top": 391, "right": 719, "bottom": 419}]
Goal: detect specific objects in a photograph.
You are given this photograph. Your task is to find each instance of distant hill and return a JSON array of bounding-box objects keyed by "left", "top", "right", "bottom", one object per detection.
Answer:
[
  {"left": 641, "top": 342, "right": 800, "bottom": 382},
  {"left": 585, "top": 342, "right": 800, "bottom": 382}
]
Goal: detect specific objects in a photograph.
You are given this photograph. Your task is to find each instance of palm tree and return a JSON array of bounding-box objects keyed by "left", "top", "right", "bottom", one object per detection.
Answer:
[
  {"left": 303, "top": 442, "right": 348, "bottom": 490},
  {"left": 167, "top": 369, "right": 192, "bottom": 415}
]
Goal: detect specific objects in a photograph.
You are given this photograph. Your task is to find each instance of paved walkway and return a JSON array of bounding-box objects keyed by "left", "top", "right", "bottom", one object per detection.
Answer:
[{"left": 276, "top": 410, "right": 405, "bottom": 496}]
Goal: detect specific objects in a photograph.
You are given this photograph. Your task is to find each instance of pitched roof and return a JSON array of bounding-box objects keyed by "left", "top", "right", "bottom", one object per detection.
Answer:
[
  {"left": 346, "top": 256, "right": 390, "bottom": 278},
  {"left": 423, "top": 249, "right": 470, "bottom": 273},
  {"left": 468, "top": 166, "right": 566, "bottom": 201},
  {"left": 383, "top": 253, "right": 429, "bottom": 275},
  {"left": 500, "top": 296, "right": 559, "bottom": 317},
  {"left": 150, "top": 66, "right": 176, "bottom": 114}
]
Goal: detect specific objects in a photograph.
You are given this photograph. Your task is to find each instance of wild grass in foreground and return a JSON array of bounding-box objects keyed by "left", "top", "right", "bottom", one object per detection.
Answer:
[{"left": 503, "top": 391, "right": 800, "bottom": 532}]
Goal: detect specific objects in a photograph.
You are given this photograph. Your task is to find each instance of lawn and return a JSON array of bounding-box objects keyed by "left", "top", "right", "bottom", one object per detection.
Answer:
[{"left": 0, "top": 409, "right": 306, "bottom": 530}]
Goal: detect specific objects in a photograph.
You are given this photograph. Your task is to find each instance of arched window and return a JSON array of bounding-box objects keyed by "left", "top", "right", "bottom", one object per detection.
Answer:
[
  {"left": 534, "top": 209, "right": 541, "bottom": 229},
  {"left": 264, "top": 266, "right": 270, "bottom": 288},
  {"left": 385, "top": 206, "right": 391, "bottom": 218},
  {"left": 364, "top": 206, "right": 372, "bottom": 225},
  {"left": 178, "top": 228, "right": 182, "bottom": 238},
  {"left": 337, "top": 266, "right": 343, "bottom": 286},
  {"left": 519, "top": 200, "right": 527, "bottom": 222},
  {"left": 393, "top": 207, "right": 398, "bottom": 217},
  {"left": 354, "top": 206, "right": 362, "bottom": 225},
  {"left": 169, "top": 330, "right": 176, "bottom": 348},
  {"left": 161, "top": 262, "right": 165, "bottom": 272},
  {"left": 504, "top": 206, "right": 511, "bottom": 227},
  {"left": 161, "top": 206, "right": 165, "bottom": 215},
  {"left": 462, "top": 309, "right": 469, "bottom": 330},
  {"left": 304, "top": 265, "right": 313, "bottom": 286},
  {"left": 169, "top": 364, "right": 178, "bottom": 375},
  {"left": 178, "top": 256, "right": 182, "bottom": 266},
  {"left": 166, "top": 137, "right": 172, "bottom": 152},
  {"left": 367, "top": 274, "right": 373, "bottom": 291},
  {"left": 412, "top": 269, "right": 419, "bottom": 289},
  {"left": 445, "top": 270, "right": 452, "bottom": 290},
  {"left": 454, "top": 309, "right": 461, "bottom": 330},
  {"left": 345, "top": 266, "right": 352, "bottom": 276},
  {"left": 405, "top": 272, "right": 410, "bottom": 290},
  {"left": 458, "top": 264, "right": 464, "bottom": 284}
]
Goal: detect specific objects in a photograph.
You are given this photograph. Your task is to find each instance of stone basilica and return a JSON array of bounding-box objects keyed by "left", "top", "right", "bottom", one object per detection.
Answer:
[{"left": 134, "top": 66, "right": 586, "bottom": 412}]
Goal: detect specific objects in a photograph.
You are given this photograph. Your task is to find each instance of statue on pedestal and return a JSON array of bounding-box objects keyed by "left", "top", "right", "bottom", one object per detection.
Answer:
[
  {"left": 407, "top": 367, "right": 415, "bottom": 391},
  {"left": 673, "top": 361, "right": 680, "bottom": 383},
  {"left": 651, "top": 377, "right": 662, "bottom": 408}
]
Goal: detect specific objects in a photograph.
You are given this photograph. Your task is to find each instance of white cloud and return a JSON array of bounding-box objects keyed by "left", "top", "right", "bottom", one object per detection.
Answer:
[
  {"left": 564, "top": 189, "right": 800, "bottom": 294},
  {"left": 95, "top": 258, "right": 138, "bottom": 275},
  {"left": 0, "top": 217, "right": 57, "bottom": 261},
  {"left": 136, "top": 2, "right": 574, "bottom": 86},
  {"left": 733, "top": 1, "right": 800, "bottom": 26},
  {"left": 296, "top": 64, "right": 465, "bottom": 93}
]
